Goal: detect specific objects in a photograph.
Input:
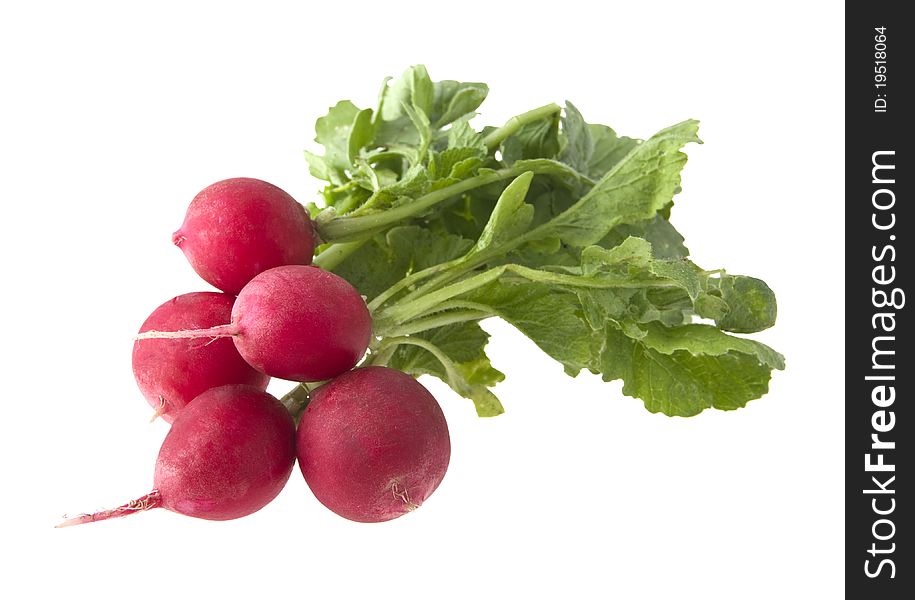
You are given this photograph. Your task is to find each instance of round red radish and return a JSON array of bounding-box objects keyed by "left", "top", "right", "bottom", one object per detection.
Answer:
[
  {"left": 231, "top": 265, "right": 372, "bottom": 381},
  {"left": 132, "top": 292, "right": 270, "bottom": 422},
  {"left": 296, "top": 367, "right": 451, "bottom": 523},
  {"left": 135, "top": 265, "right": 373, "bottom": 382},
  {"left": 173, "top": 178, "right": 316, "bottom": 294},
  {"left": 58, "top": 385, "right": 296, "bottom": 526}
]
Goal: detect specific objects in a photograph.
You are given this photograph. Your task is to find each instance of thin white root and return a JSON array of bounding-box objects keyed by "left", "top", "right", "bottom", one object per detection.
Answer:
[
  {"left": 134, "top": 323, "right": 238, "bottom": 341},
  {"left": 55, "top": 490, "right": 162, "bottom": 527}
]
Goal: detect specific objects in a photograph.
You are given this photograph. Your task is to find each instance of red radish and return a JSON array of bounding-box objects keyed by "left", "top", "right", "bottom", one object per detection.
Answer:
[
  {"left": 58, "top": 385, "right": 295, "bottom": 526},
  {"left": 296, "top": 367, "right": 451, "bottom": 523},
  {"left": 132, "top": 292, "right": 270, "bottom": 422},
  {"left": 136, "top": 265, "right": 373, "bottom": 382},
  {"left": 173, "top": 178, "right": 316, "bottom": 294}
]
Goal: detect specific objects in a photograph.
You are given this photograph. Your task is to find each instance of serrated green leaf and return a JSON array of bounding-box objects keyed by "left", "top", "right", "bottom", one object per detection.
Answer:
[
  {"left": 709, "top": 275, "right": 778, "bottom": 333},
  {"left": 432, "top": 81, "right": 489, "bottom": 128},
  {"left": 315, "top": 100, "right": 361, "bottom": 172},
  {"left": 638, "top": 322, "right": 784, "bottom": 368},
  {"left": 600, "top": 323, "right": 784, "bottom": 416},
  {"left": 501, "top": 111, "right": 561, "bottom": 163},
  {"left": 559, "top": 101, "right": 593, "bottom": 173},
  {"left": 456, "top": 275, "right": 783, "bottom": 416},
  {"left": 467, "top": 387, "right": 505, "bottom": 417},
  {"left": 391, "top": 322, "right": 492, "bottom": 373},
  {"left": 381, "top": 65, "right": 433, "bottom": 120},
  {"left": 355, "top": 164, "right": 430, "bottom": 214},
  {"left": 599, "top": 215, "right": 690, "bottom": 259},
  {"left": 512, "top": 158, "right": 593, "bottom": 187},
  {"left": 388, "top": 322, "right": 505, "bottom": 417},
  {"left": 587, "top": 123, "right": 640, "bottom": 179},
  {"left": 473, "top": 171, "right": 534, "bottom": 253},
  {"left": 375, "top": 66, "right": 435, "bottom": 147},
  {"left": 429, "top": 146, "right": 485, "bottom": 182},
  {"left": 304, "top": 150, "right": 339, "bottom": 185},
  {"left": 410, "top": 65, "right": 434, "bottom": 118},
  {"left": 650, "top": 259, "right": 701, "bottom": 300},
  {"left": 347, "top": 108, "right": 375, "bottom": 163},
  {"left": 401, "top": 102, "right": 432, "bottom": 161},
  {"left": 458, "top": 356, "right": 506, "bottom": 387},
  {"left": 694, "top": 292, "right": 730, "bottom": 321},
  {"left": 461, "top": 281, "right": 595, "bottom": 376},
  {"left": 329, "top": 225, "right": 472, "bottom": 300},
  {"left": 524, "top": 120, "right": 700, "bottom": 248},
  {"left": 447, "top": 114, "right": 486, "bottom": 150},
  {"left": 581, "top": 237, "right": 652, "bottom": 274}
]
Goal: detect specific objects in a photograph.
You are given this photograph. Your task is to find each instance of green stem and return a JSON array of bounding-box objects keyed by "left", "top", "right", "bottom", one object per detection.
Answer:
[
  {"left": 380, "top": 309, "right": 490, "bottom": 337},
  {"left": 482, "top": 103, "right": 561, "bottom": 151},
  {"left": 376, "top": 336, "right": 467, "bottom": 391},
  {"left": 317, "top": 167, "right": 516, "bottom": 243},
  {"left": 328, "top": 180, "right": 359, "bottom": 194},
  {"left": 378, "top": 263, "right": 683, "bottom": 325},
  {"left": 364, "top": 149, "right": 408, "bottom": 162},
  {"left": 378, "top": 268, "right": 507, "bottom": 325},
  {"left": 330, "top": 192, "right": 366, "bottom": 216},
  {"left": 314, "top": 104, "right": 563, "bottom": 245},
  {"left": 367, "top": 256, "right": 461, "bottom": 312},
  {"left": 363, "top": 343, "right": 398, "bottom": 367},
  {"left": 409, "top": 299, "right": 494, "bottom": 321},
  {"left": 280, "top": 382, "right": 318, "bottom": 423},
  {"left": 313, "top": 239, "right": 368, "bottom": 271}
]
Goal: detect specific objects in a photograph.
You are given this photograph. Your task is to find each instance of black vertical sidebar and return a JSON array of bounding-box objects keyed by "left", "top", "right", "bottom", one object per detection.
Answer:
[{"left": 846, "top": 3, "right": 910, "bottom": 596}]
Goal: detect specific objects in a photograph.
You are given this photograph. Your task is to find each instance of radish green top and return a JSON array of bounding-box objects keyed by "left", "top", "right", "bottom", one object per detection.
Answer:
[{"left": 298, "top": 65, "right": 784, "bottom": 418}]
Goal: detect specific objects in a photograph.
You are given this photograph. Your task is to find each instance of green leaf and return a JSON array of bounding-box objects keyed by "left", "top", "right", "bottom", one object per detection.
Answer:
[
  {"left": 391, "top": 322, "right": 492, "bottom": 373},
  {"left": 639, "top": 322, "right": 784, "bottom": 368},
  {"left": 316, "top": 183, "right": 372, "bottom": 215},
  {"left": 381, "top": 65, "right": 433, "bottom": 120},
  {"left": 464, "top": 386, "right": 505, "bottom": 417},
  {"left": 599, "top": 215, "right": 690, "bottom": 259},
  {"left": 708, "top": 275, "right": 778, "bottom": 333},
  {"left": 304, "top": 150, "right": 339, "bottom": 185},
  {"left": 571, "top": 240, "right": 694, "bottom": 329},
  {"left": 461, "top": 281, "right": 596, "bottom": 376},
  {"left": 524, "top": 120, "right": 700, "bottom": 248},
  {"left": 388, "top": 322, "right": 506, "bottom": 417},
  {"left": 512, "top": 158, "right": 593, "bottom": 187},
  {"left": 375, "top": 66, "right": 435, "bottom": 147},
  {"left": 574, "top": 239, "right": 722, "bottom": 328},
  {"left": 410, "top": 66, "right": 434, "bottom": 117},
  {"left": 559, "top": 101, "right": 593, "bottom": 173},
  {"left": 329, "top": 225, "right": 472, "bottom": 301},
  {"left": 431, "top": 80, "right": 489, "bottom": 128},
  {"left": 581, "top": 237, "right": 652, "bottom": 274},
  {"left": 402, "top": 102, "right": 432, "bottom": 158},
  {"left": 473, "top": 171, "right": 535, "bottom": 253},
  {"left": 347, "top": 108, "right": 375, "bottom": 163},
  {"left": 408, "top": 247, "right": 783, "bottom": 416},
  {"left": 447, "top": 115, "right": 486, "bottom": 150},
  {"left": 354, "top": 163, "right": 430, "bottom": 214},
  {"left": 315, "top": 100, "right": 361, "bottom": 172},
  {"left": 600, "top": 323, "right": 784, "bottom": 416},
  {"left": 456, "top": 275, "right": 783, "bottom": 416},
  {"left": 501, "top": 111, "right": 561, "bottom": 163},
  {"left": 649, "top": 259, "right": 701, "bottom": 300},
  {"left": 587, "top": 123, "right": 640, "bottom": 179},
  {"left": 429, "top": 146, "right": 485, "bottom": 183}
]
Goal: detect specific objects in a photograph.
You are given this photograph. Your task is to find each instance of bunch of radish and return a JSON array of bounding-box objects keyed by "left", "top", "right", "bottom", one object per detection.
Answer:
[{"left": 60, "top": 178, "right": 451, "bottom": 526}]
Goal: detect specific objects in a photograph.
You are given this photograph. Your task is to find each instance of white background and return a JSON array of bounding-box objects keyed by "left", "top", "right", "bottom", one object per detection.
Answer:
[{"left": 2, "top": 1, "right": 844, "bottom": 598}]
